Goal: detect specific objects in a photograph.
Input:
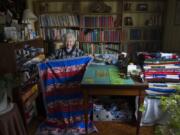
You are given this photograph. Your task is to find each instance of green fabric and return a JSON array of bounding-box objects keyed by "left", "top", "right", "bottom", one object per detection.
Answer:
[{"left": 82, "top": 65, "right": 134, "bottom": 85}]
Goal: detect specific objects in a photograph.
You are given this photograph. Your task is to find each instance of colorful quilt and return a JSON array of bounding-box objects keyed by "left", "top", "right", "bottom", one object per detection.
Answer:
[{"left": 37, "top": 56, "right": 96, "bottom": 135}]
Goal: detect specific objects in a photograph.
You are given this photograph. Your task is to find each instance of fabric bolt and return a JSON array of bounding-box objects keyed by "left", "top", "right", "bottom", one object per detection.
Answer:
[
  {"left": 148, "top": 83, "right": 180, "bottom": 88},
  {"left": 144, "top": 71, "right": 180, "bottom": 75},
  {"left": 145, "top": 82, "right": 180, "bottom": 97},
  {"left": 145, "top": 74, "right": 180, "bottom": 80},
  {"left": 143, "top": 64, "right": 180, "bottom": 70},
  {"left": 144, "top": 61, "right": 180, "bottom": 65},
  {"left": 37, "top": 56, "right": 97, "bottom": 135},
  {"left": 145, "top": 78, "right": 180, "bottom": 83},
  {"left": 137, "top": 52, "right": 179, "bottom": 60}
]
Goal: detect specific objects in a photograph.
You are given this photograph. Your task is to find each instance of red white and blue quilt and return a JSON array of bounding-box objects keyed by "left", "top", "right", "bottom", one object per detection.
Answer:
[{"left": 37, "top": 56, "right": 96, "bottom": 135}]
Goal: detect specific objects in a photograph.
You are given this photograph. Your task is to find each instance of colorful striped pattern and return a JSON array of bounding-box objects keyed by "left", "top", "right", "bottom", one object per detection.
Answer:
[
  {"left": 145, "top": 83, "right": 179, "bottom": 95},
  {"left": 37, "top": 56, "right": 96, "bottom": 135}
]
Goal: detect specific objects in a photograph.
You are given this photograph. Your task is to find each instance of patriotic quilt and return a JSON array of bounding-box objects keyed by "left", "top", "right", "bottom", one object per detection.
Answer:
[{"left": 37, "top": 56, "right": 97, "bottom": 135}]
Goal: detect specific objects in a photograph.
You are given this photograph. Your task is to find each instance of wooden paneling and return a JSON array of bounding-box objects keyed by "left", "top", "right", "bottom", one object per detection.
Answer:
[
  {"left": 0, "top": 44, "right": 16, "bottom": 74},
  {"left": 163, "top": 0, "right": 180, "bottom": 52}
]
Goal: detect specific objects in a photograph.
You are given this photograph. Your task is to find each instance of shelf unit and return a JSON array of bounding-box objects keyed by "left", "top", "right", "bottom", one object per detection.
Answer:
[
  {"left": 13, "top": 39, "right": 45, "bottom": 130},
  {"left": 38, "top": 13, "right": 80, "bottom": 41},
  {"left": 0, "top": 38, "right": 45, "bottom": 130},
  {"left": 122, "top": 0, "right": 165, "bottom": 53},
  {"left": 79, "top": 9, "right": 122, "bottom": 54},
  {"left": 34, "top": 0, "right": 166, "bottom": 54},
  {"left": 34, "top": 0, "right": 123, "bottom": 55}
]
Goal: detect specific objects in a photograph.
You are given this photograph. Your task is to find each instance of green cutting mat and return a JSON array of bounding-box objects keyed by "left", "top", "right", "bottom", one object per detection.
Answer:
[{"left": 82, "top": 65, "right": 134, "bottom": 85}]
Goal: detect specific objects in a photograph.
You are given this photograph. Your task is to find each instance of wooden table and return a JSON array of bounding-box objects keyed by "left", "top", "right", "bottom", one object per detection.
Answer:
[{"left": 81, "top": 65, "right": 147, "bottom": 135}]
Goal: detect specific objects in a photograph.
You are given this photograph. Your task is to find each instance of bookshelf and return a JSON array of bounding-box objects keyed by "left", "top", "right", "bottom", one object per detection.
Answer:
[
  {"left": 34, "top": 0, "right": 166, "bottom": 55},
  {"left": 38, "top": 13, "right": 80, "bottom": 41},
  {"left": 11, "top": 39, "right": 45, "bottom": 130},
  {"left": 122, "top": 0, "right": 165, "bottom": 53},
  {"left": 80, "top": 14, "right": 122, "bottom": 54},
  {"left": 34, "top": 0, "right": 123, "bottom": 55}
]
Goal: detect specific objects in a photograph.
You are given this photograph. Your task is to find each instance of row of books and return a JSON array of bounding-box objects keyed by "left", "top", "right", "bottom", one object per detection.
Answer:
[
  {"left": 123, "top": 29, "right": 161, "bottom": 40},
  {"left": 82, "top": 43, "right": 120, "bottom": 54},
  {"left": 40, "top": 28, "right": 79, "bottom": 40},
  {"left": 82, "top": 16, "right": 118, "bottom": 28},
  {"left": 39, "top": 15, "right": 79, "bottom": 27},
  {"left": 80, "top": 30, "right": 121, "bottom": 42}
]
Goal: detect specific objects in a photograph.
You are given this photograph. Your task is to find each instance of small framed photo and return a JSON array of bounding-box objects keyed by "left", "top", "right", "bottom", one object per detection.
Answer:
[
  {"left": 136, "top": 4, "right": 148, "bottom": 11},
  {"left": 124, "top": 17, "right": 133, "bottom": 26}
]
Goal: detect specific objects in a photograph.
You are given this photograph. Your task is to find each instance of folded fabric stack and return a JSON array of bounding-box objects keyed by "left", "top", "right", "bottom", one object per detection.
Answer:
[
  {"left": 138, "top": 52, "right": 180, "bottom": 125},
  {"left": 142, "top": 52, "right": 180, "bottom": 95}
]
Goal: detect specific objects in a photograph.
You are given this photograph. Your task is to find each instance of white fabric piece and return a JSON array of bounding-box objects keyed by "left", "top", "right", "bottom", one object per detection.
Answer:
[
  {"left": 0, "top": 103, "right": 14, "bottom": 115},
  {"left": 139, "top": 97, "right": 169, "bottom": 126}
]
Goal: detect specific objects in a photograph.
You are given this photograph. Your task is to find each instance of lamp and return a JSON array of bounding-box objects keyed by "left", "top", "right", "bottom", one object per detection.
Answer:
[
  {"left": 22, "top": 9, "right": 37, "bottom": 40},
  {"left": 22, "top": 9, "right": 37, "bottom": 23}
]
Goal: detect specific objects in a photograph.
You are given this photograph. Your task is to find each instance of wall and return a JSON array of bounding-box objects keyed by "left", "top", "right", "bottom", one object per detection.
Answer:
[{"left": 163, "top": 0, "right": 180, "bottom": 52}]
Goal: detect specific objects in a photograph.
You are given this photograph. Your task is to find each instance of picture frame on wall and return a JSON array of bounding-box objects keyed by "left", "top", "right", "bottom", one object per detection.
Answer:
[
  {"left": 136, "top": 3, "right": 148, "bottom": 11},
  {"left": 174, "top": 0, "right": 180, "bottom": 25}
]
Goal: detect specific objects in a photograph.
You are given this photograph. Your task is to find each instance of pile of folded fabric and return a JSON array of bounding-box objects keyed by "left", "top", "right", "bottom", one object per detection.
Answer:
[{"left": 138, "top": 52, "right": 180, "bottom": 126}]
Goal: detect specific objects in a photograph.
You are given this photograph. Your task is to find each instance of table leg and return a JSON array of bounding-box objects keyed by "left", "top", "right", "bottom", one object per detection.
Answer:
[
  {"left": 136, "top": 91, "right": 144, "bottom": 135},
  {"left": 83, "top": 90, "right": 89, "bottom": 135}
]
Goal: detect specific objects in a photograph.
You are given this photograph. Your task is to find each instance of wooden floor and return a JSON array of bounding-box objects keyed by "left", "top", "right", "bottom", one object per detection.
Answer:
[
  {"left": 29, "top": 120, "right": 154, "bottom": 135},
  {"left": 91, "top": 122, "right": 154, "bottom": 135}
]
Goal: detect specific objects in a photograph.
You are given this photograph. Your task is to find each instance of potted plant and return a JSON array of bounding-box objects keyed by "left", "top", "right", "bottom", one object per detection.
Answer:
[{"left": 155, "top": 86, "right": 180, "bottom": 135}]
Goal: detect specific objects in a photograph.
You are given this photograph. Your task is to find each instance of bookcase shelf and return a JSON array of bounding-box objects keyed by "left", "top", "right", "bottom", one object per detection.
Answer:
[
  {"left": 80, "top": 41, "right": 121, "bottom": 44},
  {"left": 40, "top": 26, "right": 80, "bottom": 29},
  {"left": 123, "top": 26, "right": 161, "bottom": 29},
  {"left": 35, "top": 0, "right": 123, "bottom": 55},
  {"left": 80, "top": 27, "right": 122, "bottom": 29},
  {"left": 124, "top": 11, "right": 162, "bottom": 14},
  {"left": 79, "top": 13, "right": 122, "bottom": 15},
  {"left": 122, "top": 0, "right": 165, "bottom": 52},
  {"left": 35, "top": 0, "right": 165, "bottom": 54},
  {"left": 38, "top": 12, "right": 79, "bottom": 15},
  {"left": 123, "top": 40, "right": 161, "bottom": 43}
]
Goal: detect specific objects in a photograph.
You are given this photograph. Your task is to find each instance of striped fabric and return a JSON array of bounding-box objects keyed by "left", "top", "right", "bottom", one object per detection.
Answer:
[
  {"left": 141, "top": 52, "right": 180, "bottom": 95},
  {"left": 145, "top": 83, "right": 180, "bottom": 95},
  {"left": 37, "top": 56, "right": 96, "bottom": 135}
]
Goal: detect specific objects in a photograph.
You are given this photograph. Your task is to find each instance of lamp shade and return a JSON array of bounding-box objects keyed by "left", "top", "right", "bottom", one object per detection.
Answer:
[{"left": 22, "top": 9, "right": 37, "bottom": 23}]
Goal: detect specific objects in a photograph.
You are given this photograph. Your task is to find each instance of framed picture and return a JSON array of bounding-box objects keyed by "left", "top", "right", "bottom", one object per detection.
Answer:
[
  {"left": 124, "top": 17, "right": 133, "bottom": 26},
  {"left": 136, "top": 4, "right": 148, "bottom": 11},
  {"left": 174, "top": 0, "right": 180, "bottom": 25}
]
